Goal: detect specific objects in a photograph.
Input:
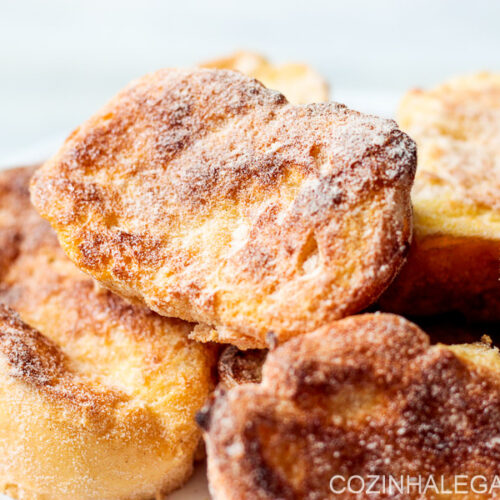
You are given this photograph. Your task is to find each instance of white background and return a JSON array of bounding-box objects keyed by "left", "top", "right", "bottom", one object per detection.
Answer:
[{"left": 1, "top": 0, "right": 499, "bottom": 167}]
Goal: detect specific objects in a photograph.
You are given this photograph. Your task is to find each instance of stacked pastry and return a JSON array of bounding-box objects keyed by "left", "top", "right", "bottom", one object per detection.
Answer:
[
  {"left": 381, "top": 73, "right": 500, "bottom": 321},
  {"left": 0, "top": 167, "right": 215, "bottom": 499},
  {"left": 1, "top": 53, "right": 498, "bottom": 499}
]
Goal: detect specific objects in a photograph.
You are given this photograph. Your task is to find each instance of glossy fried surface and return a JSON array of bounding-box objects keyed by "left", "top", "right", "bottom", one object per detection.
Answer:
[
  {"left": 0, "top": 167, "right": 214, "bottom": 499},
  {"left": 200, "top": 50, "right": 329, "bottom": 104},
  {"left": 31, "top": 69, "right": 416, "bottom": 348},
  {"left": 381, "top": 73, "right": 500, "bottom": 320},
  {"left": 199, "top": 314, "right": 500, "bottom": 500}
]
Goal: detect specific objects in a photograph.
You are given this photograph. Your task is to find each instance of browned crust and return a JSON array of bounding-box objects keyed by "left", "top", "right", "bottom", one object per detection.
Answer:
[
  {"left": 380, "top": 233, "right": 500, "bottom": 321},
  {"left": 217, "top": 346, "right": 267, "bottom": 389},
  {"left": 0, "top": 304, "right": 66, "bottom": 387},
  {"left": 0, "top": 167, "right": 208, "bottom": 353},
  {"left": 31, "top": 69, "right": 416, "bottom": 348},
  {"left": 0, "top": 304, "right": 123, "bottom": 413},
  {"left": 381, "top": 73, "right": 500, "bottom": 321},
  {"left": 0, "top": 164, "right": 214, "bottom": 402},
  {"left": 200, "top": 313, "right": 500, "bottom": 500},
  {"left": 0, "top": 166, "right": 215, "bottom": 499}
]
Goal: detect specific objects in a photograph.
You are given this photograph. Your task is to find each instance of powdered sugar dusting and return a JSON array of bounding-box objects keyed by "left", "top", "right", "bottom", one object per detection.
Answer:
[
  {"left": 0, "top": 167, "right": 215, "bottom": 499},
  {"left": 401, "top": 72, "right": 500, "bottom": 211},
  {"left": 31, "top": 68, "right": 416, "bottom": 347},
  {"left": 201, "top": 314, "right": 500, "bottom": 499}
]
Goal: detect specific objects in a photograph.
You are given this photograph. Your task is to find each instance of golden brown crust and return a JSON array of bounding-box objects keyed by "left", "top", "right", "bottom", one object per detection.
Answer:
[
  {"left": 381, "top": 73, "right": 500, "bottom": 321},
  {"left": 200, "top": 50, "right": 329, "bottom": 104},
  {"left": 0, "top": 304, "right": 123, "bottom": 417},
  {"left": 217, "top": 346, "right": 267, "bottom": 389},
  {"left": 31, "top": 69, "right": 416, "bottom": 348},
  {"left": 400, "top": 73, "right": 500, "bottom": 214},
  {"left": 380, "top": 233, "right": 500, "bottom": 321},
  {"left": 0, "top": 167, "right": 215, "bottom": 499},
  {"left": 199, "top": 313, "right": 500, "bottom": 500}
]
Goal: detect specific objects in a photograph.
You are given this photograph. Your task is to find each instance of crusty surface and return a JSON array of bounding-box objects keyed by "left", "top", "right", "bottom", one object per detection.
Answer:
[
  {"left": 381, "top": 234, "right": 500, "bottom": 320},
  {"left": 217, "top": 318, "right": 500, "bottom": 390},
  {"left": 31, "top": 69, "right": 416, "bottom": 348},
  {"left": 381, "top": 73, "right": 500, "bottom": 320},
  {"left": 200, "top": 50, "right": 329, "bottom": 104},
  {"left": 199, "top": 313, "right": 500, "bottom": 500},
  {"left": 217, "top": 346, "right": 267, "bottom": 389},
  {"left": 0, "top": 167, "right": 214, "bottom": 499}
]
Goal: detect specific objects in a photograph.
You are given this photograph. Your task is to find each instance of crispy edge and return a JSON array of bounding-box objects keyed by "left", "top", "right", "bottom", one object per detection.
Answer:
[{"left": 198, "top": 314, "right": 500, "bottom": 500}]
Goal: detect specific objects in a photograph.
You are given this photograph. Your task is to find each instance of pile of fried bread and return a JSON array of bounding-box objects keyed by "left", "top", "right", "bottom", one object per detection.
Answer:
[{"left": 1, "top": 52, "right": 499, "bottom": 500}]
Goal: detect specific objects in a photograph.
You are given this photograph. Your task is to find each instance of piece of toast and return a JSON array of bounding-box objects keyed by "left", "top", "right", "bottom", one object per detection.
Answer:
[
  {"left": 31, "top": 69, "right": 416, "bottom": 348},
  {"left": 200, "top": 50, "right": 329, "bottom": 104},
  {"left": 380, "top": 73, "right": 500, "bottom": 321},
  {"left": 199, "top": 313, "right": 500, "bottom": 499},
  {"left": 0, "top": 166, "right": 214, "bottom": 499}
]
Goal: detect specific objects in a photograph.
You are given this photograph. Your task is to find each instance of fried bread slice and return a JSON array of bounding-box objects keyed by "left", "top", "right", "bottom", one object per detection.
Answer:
[
  {"left": 0, "top": 166, "right": 214, "bottom": 499},
  {"left": 31, "top": 69, "right": 416, "bottom": 348},
  {"left": 200, "top": 50, "right": 329, "bottom": 104},
  {"left": 216, "top": 316, "right": 500, "bottom": 389},
  {"left": 199, "top": 313, "right": 500, "bottom": 500},
  {"left": 380, "top": 73, "right": 500, "bottom": 320}
]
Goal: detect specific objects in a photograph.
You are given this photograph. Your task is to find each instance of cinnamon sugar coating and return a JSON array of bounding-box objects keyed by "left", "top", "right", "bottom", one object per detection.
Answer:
[
  {"left": 199, "top": 313, "right": 500, "bottom": 500},
  {"left": 381, "top": 73, "right": 500, "bottom": 320},
  {"left": 0, "top": 167, "right": 214, "bottom": 499},
  {"left": 31, "top": 69, "right": 416, "bottom": 348}
]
